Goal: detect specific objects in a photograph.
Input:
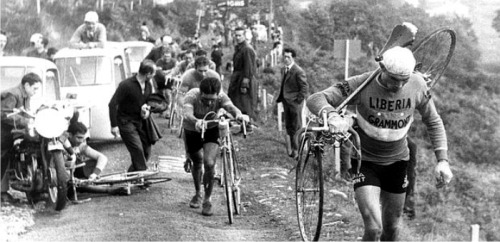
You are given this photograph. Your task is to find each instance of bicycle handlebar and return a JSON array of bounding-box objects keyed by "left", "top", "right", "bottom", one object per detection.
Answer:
[
  {"left": 303, "top": 110, "right": 362, "bottom": 174},
  {"left": 200, "top": 111, "right": 248, "bottom": 139}
]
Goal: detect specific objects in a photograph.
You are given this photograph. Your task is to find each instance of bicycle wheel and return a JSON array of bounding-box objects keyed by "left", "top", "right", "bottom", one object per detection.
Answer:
[
  {"left": 412, "top": 28, "right": 456, "bottom": 89},
  {"left": 230, "top": 136, "right": 242, "bottom": 215},
  {"left": 296, "top": 132, "right": 324, "bottom": 241},
  {"left": 222, "top": 149, "right": 235, "bottom": 224},
  {"left": 93, "top": 171, "right": 158, "bottom": 185}
]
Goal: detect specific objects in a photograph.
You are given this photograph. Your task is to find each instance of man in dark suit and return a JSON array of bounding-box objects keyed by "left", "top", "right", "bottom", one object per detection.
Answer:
[{"left": 277, "top": 47, "right": 308, "bottom": 158}]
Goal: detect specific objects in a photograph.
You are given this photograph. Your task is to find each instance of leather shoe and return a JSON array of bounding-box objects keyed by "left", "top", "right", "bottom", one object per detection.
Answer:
[{"left": 289, "top": 150, "right": 298, "bottom": 159}]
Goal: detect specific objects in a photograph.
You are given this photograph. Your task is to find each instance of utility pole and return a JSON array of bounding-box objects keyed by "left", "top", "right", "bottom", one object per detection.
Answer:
[{"left": 268, "top": 0, "right": 273, "bottom": 41}]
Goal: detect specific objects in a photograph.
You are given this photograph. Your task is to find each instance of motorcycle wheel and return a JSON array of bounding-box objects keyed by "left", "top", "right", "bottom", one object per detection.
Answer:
[{"left": 43, "top": 150, "right": 68, "bottom": 211}]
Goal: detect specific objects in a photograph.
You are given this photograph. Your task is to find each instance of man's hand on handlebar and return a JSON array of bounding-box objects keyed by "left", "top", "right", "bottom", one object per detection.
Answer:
[
  {"left": 327, "top": 112, "right": 353, "bottom": 134},
  {"left": 195, "top": 119, "right": 205, "bottom": 132}
]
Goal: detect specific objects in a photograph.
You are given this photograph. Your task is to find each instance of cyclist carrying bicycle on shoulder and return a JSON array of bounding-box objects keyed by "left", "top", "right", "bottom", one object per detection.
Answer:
[
  {"left": 306, "top": 46, "right": 453, "bottom": 241},
  {"left": 183, "top": 77, "right": 248, "bottom": 216}
]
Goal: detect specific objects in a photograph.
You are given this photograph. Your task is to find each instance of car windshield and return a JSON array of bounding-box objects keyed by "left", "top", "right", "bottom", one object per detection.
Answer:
[
  {"left": 0, "top": 66, "right": 43, "bottom": 90},
  {"left": 56, "top": 56, "right": 112, "bottom": 87},
  {"left": 127, "top": 46, "right": 150, "bottom": 62}
]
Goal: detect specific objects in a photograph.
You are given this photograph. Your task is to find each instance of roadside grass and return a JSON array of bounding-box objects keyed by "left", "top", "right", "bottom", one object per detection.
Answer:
[
  {"left": 239, "top": 117, "right": 500, "bottom": 241},
  {"left": 94, "top": 113, "right": 500, "bottom": 241}
]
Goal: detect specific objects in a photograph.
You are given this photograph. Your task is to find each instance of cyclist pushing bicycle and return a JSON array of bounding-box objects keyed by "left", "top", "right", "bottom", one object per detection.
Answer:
[
  {"left": 182, "top": 77, "right": 248, "bottom": 216},
  {"left": 306, "top": 46, "right": 453, "bottom": 241}
]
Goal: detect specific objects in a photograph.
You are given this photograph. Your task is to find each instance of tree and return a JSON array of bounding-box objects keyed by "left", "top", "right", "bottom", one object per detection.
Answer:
[{"left": 492, "top": 9, "right": 500, "bottom": 34}]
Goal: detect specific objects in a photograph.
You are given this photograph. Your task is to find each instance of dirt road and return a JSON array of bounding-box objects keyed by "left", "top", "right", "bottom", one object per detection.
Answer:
[{"left": 2, "top": 118, "right": 298, "bottom": 241}]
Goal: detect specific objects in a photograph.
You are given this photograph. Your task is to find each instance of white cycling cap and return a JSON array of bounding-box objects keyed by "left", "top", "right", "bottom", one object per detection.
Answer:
[
  {"left": 380, "top": 46, "right": 415, "bottom": 77},
  {"left": 30, "top": 33, "right": 43, "bottom": 43},
  {"left": 84, "top": 11, "right": 99, "bottom": 22}
]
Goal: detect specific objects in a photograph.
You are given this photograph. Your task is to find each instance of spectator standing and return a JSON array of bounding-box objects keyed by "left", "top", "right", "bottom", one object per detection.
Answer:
[
  {"left": 228, "top": 26, "right": 257, "bottom": 131},
  {"left": 0, "top": 30, "right": 7, "bottom": 56},
  {"left": 26, "top": 34, "right": 49, "bottom": 59},
  {"left": 210, "top": 44, "right": 223, "bottom": 76},
  {"left": 108, "top": 60, "right": 157, "bottom": 172},
  {"left": 47, "top": 47, "right": 58, "bottom": 62},
  {"left": 1, "top": 73, "right": 43, "bottom": 203},
  {"left": 276, "top": 48, "right": 308, "bottom": 158},
  {"left": 70, "top": 11, "right": 107, "bottom": 49},
  {"left": 139, "top": 24, "right": 155, "bottom": 44}
]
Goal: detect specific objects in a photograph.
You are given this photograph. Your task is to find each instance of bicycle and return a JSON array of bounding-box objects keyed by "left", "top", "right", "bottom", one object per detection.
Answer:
[
  {"left": 165, "top": 75, "right": 184, "bottom": 138},
  {"left": 295, "top": 110, "right": 362, "bottom": 241},
  {"left": 294, "top": 24, "right": 456, "bottom": 241},
  {"left": 68, "top": 163, "right": 171, "bottom": 203},
  {"left": 200, "top": 111, "right": 248, "bottom": 224}
]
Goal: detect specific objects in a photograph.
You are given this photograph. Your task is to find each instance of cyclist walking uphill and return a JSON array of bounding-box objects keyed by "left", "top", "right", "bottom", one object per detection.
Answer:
[
  {"left": 306, "top": 46, "right": 453, "bottom": 241},
  {"left": 182, "top": 77, "right": 248, "bottom": 216}
]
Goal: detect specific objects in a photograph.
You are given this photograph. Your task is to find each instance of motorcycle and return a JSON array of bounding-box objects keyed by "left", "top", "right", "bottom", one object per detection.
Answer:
[{"left": 7, "top": 106, "right": 70, "bottom": 211}]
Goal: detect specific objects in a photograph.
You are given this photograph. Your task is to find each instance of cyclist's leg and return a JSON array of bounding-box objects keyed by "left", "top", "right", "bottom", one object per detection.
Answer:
[
  {"left": 380, "top": 191, "right": 406, "bottom": 240},
  {"left": 202, "top": 142, "right": 219, "bottom": 202},
  {"left": 189, "top": 150, "right": 203, "bottom": 196},
  {"left": 379, "top": 160, "right": 409, "bottom": 240},
  {"left": 355, "top": 186, "right": 383, "bottom": 240},
  {"left": 353, "top": 162, "right": 383, "bottom": 240},
  {"left": 184, "top": 129, "right": 204, "bottom": 200},
  {"left": 200, "top": 127, "right": 220, "bottom": 202}
]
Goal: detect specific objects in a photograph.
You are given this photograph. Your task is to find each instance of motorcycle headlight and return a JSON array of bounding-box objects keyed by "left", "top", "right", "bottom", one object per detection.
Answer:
[{"left": 34, "top": 108, "right": 67, "bottom": 138}]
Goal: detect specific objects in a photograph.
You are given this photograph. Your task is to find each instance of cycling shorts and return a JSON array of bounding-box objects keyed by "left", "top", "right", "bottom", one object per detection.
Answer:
[
  {"left": 184, "top": 128, "right": 219, "bottom": 154},
  {"left": 351, "top": 160, "right": 409, "bottom": 194}
]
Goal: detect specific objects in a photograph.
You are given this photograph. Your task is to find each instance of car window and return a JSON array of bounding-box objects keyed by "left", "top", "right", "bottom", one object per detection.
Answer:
[
  {"left": 57, "top": 56, "right": 112, "bottom": 87},
  {"left": 0, "top": 66, "right": 43, "bottom": 91},
  {"left": 45, "top": 70, "right": 59, "bottom": 101}
]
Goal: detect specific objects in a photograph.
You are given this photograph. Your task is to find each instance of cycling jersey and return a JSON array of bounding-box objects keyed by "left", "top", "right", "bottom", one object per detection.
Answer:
[{"left": 307, "top": 71, "right": 448, "bottom": 165}]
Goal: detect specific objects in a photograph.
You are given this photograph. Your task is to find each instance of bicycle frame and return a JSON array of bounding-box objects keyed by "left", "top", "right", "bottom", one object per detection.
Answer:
[{"left": 201, "top": 112, "right": 246, "bottom": 224}]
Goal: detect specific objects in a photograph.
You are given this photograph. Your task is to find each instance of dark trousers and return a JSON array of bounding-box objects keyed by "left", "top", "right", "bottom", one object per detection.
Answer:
[
  {"left": 283, "top": 100, "right": 303, "bottom": 150},
  {"left": 118, "top": 119, "right": 151, "bottom": 172},
  {"left": 404, "top": 137, "right": 417, "bottom": 216}
]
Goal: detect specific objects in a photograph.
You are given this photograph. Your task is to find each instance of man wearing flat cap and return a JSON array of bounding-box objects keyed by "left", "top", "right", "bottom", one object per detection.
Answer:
[
  {"left": 306, "top": 46, "right": 453, "bottom": 241},
  {"left": 70, "top": 11, "right": 107, "bottom": 49}
]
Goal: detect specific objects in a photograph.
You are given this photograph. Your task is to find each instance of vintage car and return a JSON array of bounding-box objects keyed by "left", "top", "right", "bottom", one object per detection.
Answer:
[
  {"left": 0, "top": 56, "right": 61, "bottom": 111},
  {"left": 53, "top": 47, "right": 130, "bottom": 140},
  {"left": 107, "top": 41, "right": 155, "bottom": 75}
]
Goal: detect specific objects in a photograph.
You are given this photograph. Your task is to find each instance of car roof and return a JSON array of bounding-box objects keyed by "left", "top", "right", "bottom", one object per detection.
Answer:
[
  {"left": 0, "top": 56, "right": 58, "bottom": 69},
  {"left": 53, "top": 47, "right": 124, "bottom": 59}
]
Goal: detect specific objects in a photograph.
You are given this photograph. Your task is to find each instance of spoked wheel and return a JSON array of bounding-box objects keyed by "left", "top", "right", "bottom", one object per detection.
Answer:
[
  {"left": 296, "top": 132, "right": 324, "bottom": 241},
  {"left": 42, "top": 148, "right": 69, "bottom": 211},
  {"left": 230, "top": 139, "right": 241, "bottom": 215},
  {"left": 222, "top": 150, "right": 234, "bottom": 224},
  {"left": 412, "top": 28, "right": 456, "bottom": 89}
]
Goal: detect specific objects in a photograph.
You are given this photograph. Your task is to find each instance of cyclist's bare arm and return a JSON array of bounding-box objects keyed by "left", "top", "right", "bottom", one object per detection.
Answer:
[
  {"left": 182, "top": 104, "right": 197, "bottom": 125},
  {"left": 306, "top": 72, "right": 370, "bottom": 116}
]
